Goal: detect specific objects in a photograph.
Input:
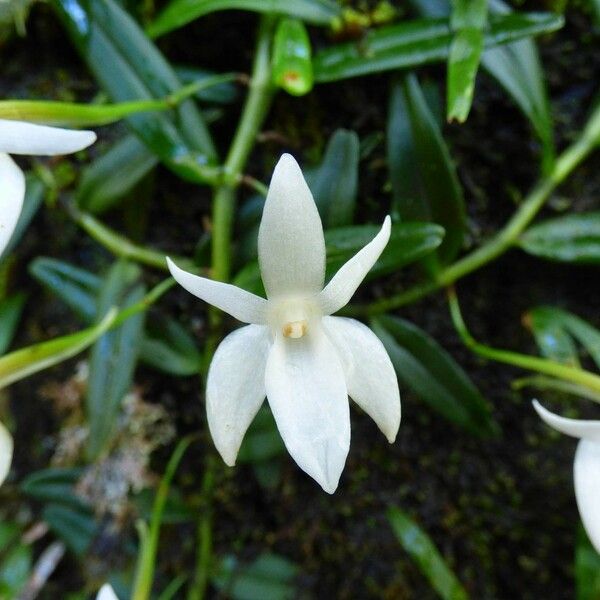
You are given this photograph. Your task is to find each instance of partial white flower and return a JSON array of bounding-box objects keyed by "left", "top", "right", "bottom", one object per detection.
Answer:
[
  {"left": 168, "top": 153, "right": 401, "bottom": 493},
  {"left": 97, "top": 584, "right": 119, "bottom": 600},
  {"left": 533, "top": 400, "right": 600, "bottom": 553},
  {"left": 0, "top": 119, "right": 96, "bottom": 258},
  {"left": 0, "top": 119, "right": 96, "bottom": 486}
]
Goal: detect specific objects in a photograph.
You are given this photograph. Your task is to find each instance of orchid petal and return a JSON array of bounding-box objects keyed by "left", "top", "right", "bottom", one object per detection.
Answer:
[
  {"left": 533, "top": 400, "right": 600, "bottom": 442},
  {"left": 0, "top": 153, "right": 25, "bottom": 258},
  {"left": 318, "top": 216, "right": 391, "bottom": 315},
  {"left": 574, "top": 440, "right": 600, "bottom": 554},
  {"left": 323, "top": 316, "right": 400, "bottom": 443},
  {"left": 265, "top": 328, "right": 349, "bottom": 493},
  {"left": 207, "top": 325, "right": 270, "bottom": 466},
  {"left": 0, "top": 119, "right": 96, "bottom": 155},
  {"left": 97, "top": 584, "right": 119, "bottom": 600},
  {"left": 0, "top": 421, "right": 13, "bottom": 486},
  {"left": 258, "top": 153, "right": 326, "bottom": 298},
  {"left": 167, "top": 258, "right": 268, "bottom": 324}
]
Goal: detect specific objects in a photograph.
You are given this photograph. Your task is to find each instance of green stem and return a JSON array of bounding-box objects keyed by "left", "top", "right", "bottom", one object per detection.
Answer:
[
  {"left": 512, "top": 375, "right": 600, "bottom": 404},
  {"left": 132, "top": 436, "right": 196, "bottom": 600},
  {"left": 361, "top": 102, "right": 600, "bottom": 316},
  {"left": 447, "top": 288, "right": 600, "bottom": 394},
  {"left": 188, "top": 17, "right": 275, "bottom": 600},
  {"left": 211, "top": 16, "right": 274, "bottom": 283}
]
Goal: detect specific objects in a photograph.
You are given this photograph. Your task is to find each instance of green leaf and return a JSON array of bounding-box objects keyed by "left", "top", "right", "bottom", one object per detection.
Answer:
[
  {"left": 526, "top": 306, "right": 600, "bottom": 371},
  {"left": 234, "top": 222, "right": 444, "bottom": 295},
  {"left": 175, "top": 67, "right": 239, "bottom": 104},
  {"left": 387, "top": 75, "right": 465, "bottom": 267},
  {"left": 29, "top": 257, "right": 101, "bottom": 323},
  {"left": 77, "top": 134, "right": 158, "bottom": 214},
  {"left": 86, "top": 261, "right": 146, "bottom": 460},
  {"left": 43, "top": 504, "right": 98, "bottom": 556},
  {"left": 372, "top": 315, "right": 498, "bottom": 437},
  {"left": 148, "top": 0, "right": 340, "bottom": 38},
  {"left": 0, "top": 523, "right": 32, "bottom": 598},
  {"left": 0, "top": 309, "right": 116, "bottom": 391},
  {"left": 237, "top": 405, "right": 285, "bottom": 464},
  {"left": 52, "top": 0, "right": 218, "bottom": 184},
  {"left": 0, "top": 174, "right": 44, "bottom": 262},
  {"left": 576, "top": 525, "right": 600, "bottom": 600},
  {"left": 519, "top": 212, "right": 600, "bottom": 264},
  {"left": 140, "top": 315, "right": 203, "bottom": 376},
  {"left": 313, "top": 12, "right": 563, "bottom": 82},
  {"left": 21, "top": 467, "right": 89, "bottom": 511},
  {"left": 272, "top": 18, "right": 313, "bottom": 96},
  {"left": 387, "top": 506, "right": 469, "bottom": 600},
  {"left": 212, "top": 553, "right": 299, "bottom": 600},
  {"left": 310, "top": 129, "right": 360, "bottom": 227},
  {"left": 0, "top": 294, "right": 26, "bottom": 356},
  {"left": 527, "top": 307, "right": 580, "bottom": 367},
  {"left": 446, "top": 0, "right": 487, "bottom": 122}
]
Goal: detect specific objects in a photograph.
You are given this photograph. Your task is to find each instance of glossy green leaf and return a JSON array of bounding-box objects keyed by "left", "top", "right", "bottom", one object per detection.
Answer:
[
  {"left": 388, "top": 75, "right": 464, "bottom": 267},
  {"left": 140, "top": 315, "right": 203, "bottom": 376},
  {"left": 372, "top": 315, "right": 498, "bottom": 437},
  {"left": 0, "top": 309, "right": 116, "bottom": 390},
  {"left": 0, "top": 294, "right": 26, "bottom": 356},
  {"left": 446, "top": 0, "right": 487, "bottom": 122},
  {"left": 0, "top": 523, "right": 31, "bottom": 598},
  {"left": 310, "top": 129, "right": 359, "bottom": 227},
  {"left": 212, "top": 553, "right": 299, "bottom": 600},
  {"left": 527, "top": 307, "right": 580, "bottom": 367},
  {"left": 43, "top": 504, "right": 98, "bottom": 556},
  {"left": 527, "top": 306, "right": 600, "bottom": 371},
  {"left": 387, "top": 506, "right": 469, "bottom": 600},
  {"left": 576, "top": 525, "right": 600, "bottom": 600},
  {"left": 21, "top": 468, "right": 89, "bottom": 511},
  {"left": 313, "top": 12, "right": 563, "bottom": 82},
  {"left": 0, "top": 174, "right": 44, "bottom": 262},
  {"left": 52, "top": 0, "right": 218, "bottom": 184},
  {"left": 148, "top": 0, "right": 340, "bottom": 38},
  {"left": 272, "top": 18, "right": 313, "bottom": 96},
  {"left": 29, "top": 257, "right": 101, "bottom": 322},
  {"left": 234, "top": 222, "right": 444, "bottom": 295},
  {"left": 519, "top": 212, "right": 600, "bottom": 264},
  {"left": 86, "top": 261, "right": 146, "bottom": 460},
  {"left": 77, "top": 134, "right": 158, "bottom": 214}
]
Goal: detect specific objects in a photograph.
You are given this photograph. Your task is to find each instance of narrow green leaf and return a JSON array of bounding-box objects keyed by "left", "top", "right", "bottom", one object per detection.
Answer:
[
  {"left": 148, "top": 0, "right": 340, "bottom": 38},
  {"left": 29, "top": 257, "right": 101, "bottom": 322},
  {"left": 527, "top": 307, "right": 580, "bottom": 367},
  {"left": 0, "top": 294, "right": 26, "bottom": 356},
  {"left": 212, "top": 553, "right": 299, "bottom": 600},
  {"left": 387, "top": 506, "right": 469, "bottom": 600},
  {"left": 21, "top": 468, "right": 89, "bottom": 511},
  {"left": 313, "top": 12, "right": 563, "bottom": 82},
  {"left": 43, "top": 504, "right": 97, "bottom": 556},
  {"left": 310, "top": 129, "right": 360, "bottom": 227},
  {"left": 372, "top": 315, "right": 498, "bottom": 437},
  {"left": 0, "top": 309, "right": 116, "bottom": 390},
  {"left": 519, "top": 212, "right": 600, "bottom": 264},
  {"left": 0, "top": 523, "right": 31, "bottom": 598},
  {"left": 237, "top": 406, "right": 285, "bottom": 464},
  {"left": 175, "top": 67, "right": 239, "bottom": 104},
  {"left": 272, "top": 18, "right": 313, "bottom": 96},
  {"left": 86, "top": 261, "right": 146, "bottom": 460},
  {"left": 527, "top": 306, "right": 600, "bottom": 371},
  {"left": 388, "top": 75, "right": 465, "bottom": 267},
  {"left": 77, "top": 134, "right": 158, "bottom": 214},
  {"left": 52, "top": 0, "right": 218, "bottom": 184}
]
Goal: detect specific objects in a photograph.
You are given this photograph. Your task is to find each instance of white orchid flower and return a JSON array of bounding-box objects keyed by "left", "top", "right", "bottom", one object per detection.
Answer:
[
  {"left": 167, "top": 153, "right": 400, "bottom": 493},
  {"left": 533, "top": 400, "right": 600, "bottom": 553},
  {"left": 97, "top": 584, "right": 119, "bottom": 600},
  {"left": 0, "top": 119, "right": 96, "bottom": 258},
  {"left": 0, "top": 119, "right": 96, "bottom": 486}
]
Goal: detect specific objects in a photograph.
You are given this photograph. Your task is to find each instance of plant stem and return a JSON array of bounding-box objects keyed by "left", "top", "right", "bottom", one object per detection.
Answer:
[
  {"left": 447, "top": 287, "right": 600, "bottom": 395},
  {"left": 188, "top": 16, "right": 275, "bottom": 600},
  {"left": 360, "top": 102, "right": 600, "bottom": 316},
  {"left": 211, "top": 16, "right": 274, "bottom": 283}
]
